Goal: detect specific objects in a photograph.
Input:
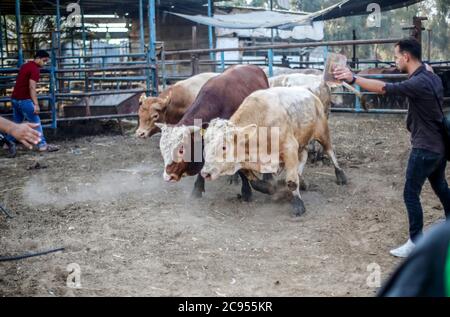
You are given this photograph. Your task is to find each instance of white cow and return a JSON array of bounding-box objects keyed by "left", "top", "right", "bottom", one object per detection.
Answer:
[{"left": 201, "top": 87, "right": 347, "bottom": 216}]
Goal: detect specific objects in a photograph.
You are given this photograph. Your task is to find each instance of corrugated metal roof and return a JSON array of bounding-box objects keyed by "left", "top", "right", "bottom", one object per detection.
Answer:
[{"left": 0, "top": 0, "right": 231, "bottom": 16}]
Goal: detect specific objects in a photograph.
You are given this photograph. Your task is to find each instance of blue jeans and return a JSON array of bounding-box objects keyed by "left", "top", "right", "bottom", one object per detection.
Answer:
[
  {"left": 6, "top": 99, "right": 46, "bottom": 148},
  {"left": 404, "top": 148, "right": 450, "bottom": 242}
]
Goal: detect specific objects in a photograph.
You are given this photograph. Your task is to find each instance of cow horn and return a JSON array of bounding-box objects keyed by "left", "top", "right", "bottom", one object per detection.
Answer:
[{"left": 139, "top": 93, "right": 147, "bottom": 103}]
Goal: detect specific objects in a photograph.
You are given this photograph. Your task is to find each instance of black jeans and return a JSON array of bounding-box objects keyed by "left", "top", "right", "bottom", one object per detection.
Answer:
[{"left": 404, "top": 148, "right": 450, "bottom": 242}]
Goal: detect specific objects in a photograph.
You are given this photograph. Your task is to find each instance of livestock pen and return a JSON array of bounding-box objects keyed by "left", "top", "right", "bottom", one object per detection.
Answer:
[{"left": 1, "top": 0, "right": 450, "bottom": 298}]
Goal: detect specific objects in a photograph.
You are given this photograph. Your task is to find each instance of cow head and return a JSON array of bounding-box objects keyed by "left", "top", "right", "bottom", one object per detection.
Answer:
[
  {"left": 156, "top": 123, "right": 203, "bottom": 182},
  {"left": 201, "top": 119, "right": 257, "bottom": 181},
  {"left": 135, "top": 92, "right": 172, "bottom": 138}
]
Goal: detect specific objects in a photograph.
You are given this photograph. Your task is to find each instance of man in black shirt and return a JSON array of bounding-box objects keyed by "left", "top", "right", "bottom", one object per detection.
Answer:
[{"left": 334, "top": 38, "right": 450, "bottom": 258}]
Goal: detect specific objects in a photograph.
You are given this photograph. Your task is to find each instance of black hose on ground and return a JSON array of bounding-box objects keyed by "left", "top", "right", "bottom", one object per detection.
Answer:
[
  {"left": 0, "top": 247, "right": 65, "bottom": 262},
  {"left": 0, "top": 203, "right": 13, "bottom": 219}
]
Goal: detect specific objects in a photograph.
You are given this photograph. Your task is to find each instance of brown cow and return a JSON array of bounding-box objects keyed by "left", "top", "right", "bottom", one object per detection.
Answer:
[
  {"left": 156, "top": 65, "right": 269, "bottom": 200},
  {"left": 135, "top": 72, "right": 219, "bottom": 138}
]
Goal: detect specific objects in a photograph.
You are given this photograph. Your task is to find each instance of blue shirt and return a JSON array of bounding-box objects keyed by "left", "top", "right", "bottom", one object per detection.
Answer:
[{"left": 384, "top": 65, "right": 445, "bottom": 155}]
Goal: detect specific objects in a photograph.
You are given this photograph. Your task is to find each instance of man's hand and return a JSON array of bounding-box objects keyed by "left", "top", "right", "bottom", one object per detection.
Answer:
[
  {"left": 34, "top": 104, "right": 40, "bottom": 114},
  {"left": 333, "top": 65, "right": 354, "bottom": 83},
  {"left": 9, "top": 123, "right": 41, "bottom": 149}
]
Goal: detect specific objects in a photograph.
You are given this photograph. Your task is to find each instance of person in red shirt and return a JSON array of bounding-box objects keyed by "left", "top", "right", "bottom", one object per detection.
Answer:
[{"left": 5, "top": 50, "right": 58, "bottom": 157}]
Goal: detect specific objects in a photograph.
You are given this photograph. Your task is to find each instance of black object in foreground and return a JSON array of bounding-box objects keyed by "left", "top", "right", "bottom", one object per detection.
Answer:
[{"left": 0, "top": 247, "right": 65, "bottom": 262}]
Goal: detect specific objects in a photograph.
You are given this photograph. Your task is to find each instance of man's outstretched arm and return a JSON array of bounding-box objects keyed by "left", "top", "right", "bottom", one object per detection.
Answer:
[
  {"left": 333, "top": 65, "right": 422, "bottom": 98},
  {"left": 333, "top": 66, "right": 387, "bottom": 94}
]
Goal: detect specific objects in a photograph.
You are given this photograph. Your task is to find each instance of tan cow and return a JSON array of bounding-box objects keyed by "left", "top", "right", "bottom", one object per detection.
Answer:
[
  {"left": 201, "top": 87, "right": 347, "bottom": 216},
  {"left": 135, "top": 72, "right": 219, "bottom": 138}
]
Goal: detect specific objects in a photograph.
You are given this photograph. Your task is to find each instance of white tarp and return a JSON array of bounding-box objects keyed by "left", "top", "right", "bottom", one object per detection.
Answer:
[
  {"left": 216, "top": 21, "right": 324, "bottom": 41},
  {"left": 215, "top": 37, "right": 240, "bottom": 61},
  {"left": 168, "top": 1, "right": 349, "bottom": 30}
]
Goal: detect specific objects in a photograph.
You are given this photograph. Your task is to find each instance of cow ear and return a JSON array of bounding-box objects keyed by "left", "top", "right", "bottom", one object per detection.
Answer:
[
  {"left": 241, "top": 124, "right": 257, "bottom": 135},
  {"left": 238, "top": 124, "right": 257, "bottom": 144}
]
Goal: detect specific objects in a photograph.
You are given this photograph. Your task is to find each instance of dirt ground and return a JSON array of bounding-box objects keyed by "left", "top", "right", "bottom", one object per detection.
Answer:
[{"left": 0, "top": 114, "right": 447, "bottom": 297}]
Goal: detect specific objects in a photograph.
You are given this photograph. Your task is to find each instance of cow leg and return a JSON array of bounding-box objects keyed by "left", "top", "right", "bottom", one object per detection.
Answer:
[
  {"left": 284, "top": 141, "right": 306, "bottom": 216},
  {"left": 250, "top": 179, "right": 276, "bottom": 195},
  {"left": 262, "top": 173, "right": 274, "bottom": 183},
  {"left": 298, "top": 149, "right": 308, "bottom": 191},
  {"left": 228, "top": 172, "right": 240, "bottom": 185},
  {"left": 191, "top": 174, "right": 205, "bottom": 198},
  {"left": 237, "top": 170, "right": 252, "bottom": 202},
  {"left": 237, "top": 170, "right": 277, "bottom": 196},
  {"left": 316, "top": 124, "right": 348, "bottom": 186},
  {"left": 292, "top": 187, "right": 306, "bottom": 217},
  {"left": 327, "top": 148, "right": 348, "bottom": 185}
]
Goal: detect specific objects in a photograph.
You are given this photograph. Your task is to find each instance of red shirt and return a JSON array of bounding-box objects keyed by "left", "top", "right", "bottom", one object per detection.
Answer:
[{"left": 11, "top": 61, "right": 41, "bottom": 100}]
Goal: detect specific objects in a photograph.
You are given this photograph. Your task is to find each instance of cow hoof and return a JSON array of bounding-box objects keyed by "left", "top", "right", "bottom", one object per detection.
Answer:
[
  {"left": 292, "top": 196, "right": 306, "bottom": 217},
  {"left": 237, "top": 193, "right": 252, "bottom": 202},
  {"left": 250, "top": 180, "right": 275, "bottom": 195},
  {"left": 191, "top": 189, "right": 203, "bottom": 199},
  {"left": 262, "top": 173, "right": 274, "bottom": 183},
  {"left": 335, "top": 168, "right": 348, "bottom": 185},
  {"left": 314, "top": 151, "right": 324, "bottom": 163},
  {"left": 299, "top": 179, "right": 308, "bottom": 191},
  {"left": 228, "top": 174, "right": 240, "bottom": 185},
  {"left": 287, "top": 181, "right": 298, "bottom": 191}
]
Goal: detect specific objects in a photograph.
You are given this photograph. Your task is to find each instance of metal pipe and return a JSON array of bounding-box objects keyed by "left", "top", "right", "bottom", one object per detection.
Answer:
[
  {"left": 81, "top": 3, "right": 87, "bottom": 57},
  {"left": 207, "top": 0, "right": 215, "bottom": 62},
  {"left": 161, "top": 43, "right": 166, "bottom": 89},
  {"left": 268, "top": 49, "right": 273, "bottom": 77},
  {"left": 55, "top": 88, "right": 150, "bottom": 98},
  {"left": 56, "top": 0, "right": 61, "bottom": 50},
  {"left": 270, "top": 0, "right": 274, "bottom": 45},
  {"left": 352, "top": 29, "right": 357, "bottom": 68},
  {"left": 55, "top": 64, "right": 155, "bottom": 73},
  {"left": 3, "top": 16, "right": 9, "bottom": 55},
  {"left": 139, "top": 0, "right": 145, "bottom": 53},
  {"left": 0, "top": 95, "right": 54, "bottom": 102},
  {"left": 165, "top": 38, "right": 404, "bottom": 56},
  {"left": 0, "top": 13, "right": 3, "bottom": 68},
  {"left": 50, "top": 32, "right": 57, "bottom": 129},
  {"left": 42, "top": 113, "right": 139, "bottom": 123},
  {"left": 57, "top": 53, "right": 146, "bottom": 60},
  {"left": 220, "top": 51, "right": 225, "bottom": 72},
  {"left": 354, "top": 84, "right": 362, "bottom": 112},
  {"left": 15, "top": 0, "right": 23, "bottom": 66},
  {"left": 331, "top": 108, "right": 407, "bottom": 114},
  {"left": 148, "top": 0, "right": 157, "bottom": 96}
]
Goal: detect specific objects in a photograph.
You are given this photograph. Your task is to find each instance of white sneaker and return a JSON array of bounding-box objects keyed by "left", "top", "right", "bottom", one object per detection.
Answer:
[{"left": 389, "top": 239, "right": 415, "bottom": 258}]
